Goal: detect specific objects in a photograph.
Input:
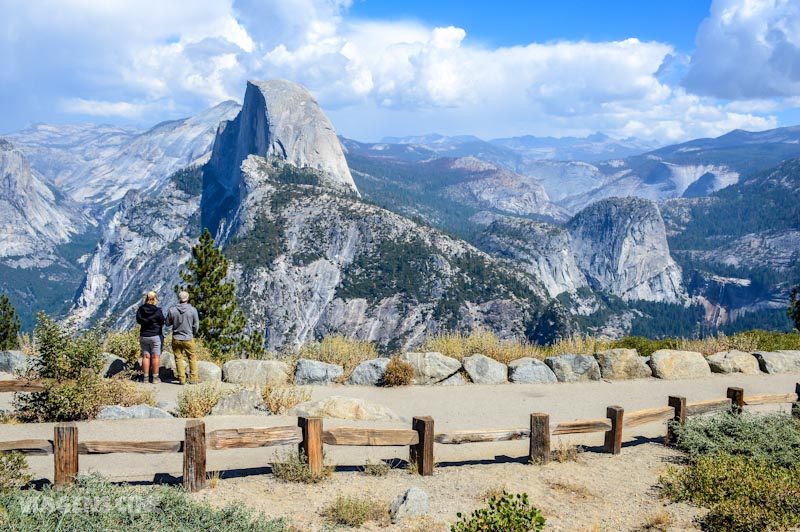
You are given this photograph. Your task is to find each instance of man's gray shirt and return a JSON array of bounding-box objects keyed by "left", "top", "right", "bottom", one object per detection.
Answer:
[{"left": 166, "top": 303, "right": 199, "bottom": 340}]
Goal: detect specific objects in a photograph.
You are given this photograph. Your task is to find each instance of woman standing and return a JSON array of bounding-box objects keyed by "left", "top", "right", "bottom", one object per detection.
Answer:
[{"left": 136, "top": 291, "right": 165, "bottom": 384}]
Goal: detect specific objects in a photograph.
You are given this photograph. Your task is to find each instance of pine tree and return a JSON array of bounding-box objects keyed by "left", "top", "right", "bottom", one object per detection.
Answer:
[
  {"left": 177, "top": 229, "right": 247, "bottom": 359},
  {"left": 789, "top": 286, "right": 800, "bottom": 332},
  {"left": 0, "top": 294, "right": 21, "bottom": 350}
]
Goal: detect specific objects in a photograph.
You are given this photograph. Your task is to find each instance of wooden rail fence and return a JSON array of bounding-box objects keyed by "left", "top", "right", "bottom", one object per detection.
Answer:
[{"left": 1, "top": 381, "right": 798, "bottom": 492}]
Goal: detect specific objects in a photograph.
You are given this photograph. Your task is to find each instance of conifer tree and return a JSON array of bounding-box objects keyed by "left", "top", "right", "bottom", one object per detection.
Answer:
[
  {"left": 0, "top": 294, "right": 21, "bottom": 350},
  {"left": 177, "top": 229, "right": 246, "bottom": 358}
]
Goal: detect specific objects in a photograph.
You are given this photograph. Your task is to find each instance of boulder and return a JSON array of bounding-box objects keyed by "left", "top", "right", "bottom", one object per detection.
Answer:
[
  {"left": 544, "top": 354, "right": 601, "bottom": 382},
  {"left": 707, "top": 350, "right": 761, "bottom": 374},
  {"left": 196, "top": 361, "right": 222, "bottom": 382},
  {"left": 288, "top": 396, "right": 399, "bottom": 420},
  {"left": 97, "top": 404, "right": 173, "bottom": 420},
  {"left": 437, "top": 373, "right": 467, "bottom": 386},
  {"left": 0, "top": 351, "right": 29, "bottom": 374},
  {"left": 210, "top": 389, "right": 266, "bottom": 416},
  {"left": 390, "top": 487, "right": 430, "bottom": 523},
  {"left": 594, "top": 349, "right": 652, "bottom": 380},
  {"left": 158, "top": 352, "right": 177, "bottom": 381},
  {"left": 399, "top": 352, "right": 461, "bottom": 385},
  {"left": 223, "top": 359, "right": 289, "bottom": 386},
  {"left": 294, "top": 359, "right": 344, "bottom": 385},
  {"left": 649, "top": 350, "right": 711, "bottom": 379},
  {"left": 462, "top": 354, "right": 508, "bottom": 384},
  {"left": 508, "top": 358, "right": 558, "bottom": 384},
  {"left": 100, "top": 353, "right": 128, "bottom": 378},
  {"left": 346, "top": 358, "right": 390, "bottom": 386},
  {"left": 753, "top": 351, "right": 800, "bottom": 374}
]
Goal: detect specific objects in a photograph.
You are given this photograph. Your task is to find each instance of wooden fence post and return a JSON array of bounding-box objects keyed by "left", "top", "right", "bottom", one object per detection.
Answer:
[
  {"left": 183, "top": 419, "right": 206, "bottom": 492},
  {"left": 727, "top": 387, "right": 744, "bottom": 415},
  {"left": 410, "top": 416, "right": 434, "bottom": 476},
  {"left": 529, "top": 413, "right": 550, "bottom": 465},
  {"left": 666, "top": 396, "right": 686, "bottom": 446},
  {"left": 54, "top": 423, "right": 78, "bottom": 488},
  {"left": 603, "top": 406, "right": 623, "bottom": 455},
  {"left": 298, "top": 416, "right": 323, "bottom": 476}
]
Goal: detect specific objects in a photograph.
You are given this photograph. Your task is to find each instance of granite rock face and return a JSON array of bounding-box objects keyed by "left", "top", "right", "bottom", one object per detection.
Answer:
[
  {"left": 706, "top": 350, "right": 760, "bottom": 374},
  {"left": 508, "top": 357, "right": 558, "bottom": 383},
  {"left": 462, "top": 354, "right": 508, "bottom": 384},
  {"left": 544, "top": 354, "right": 601, "bottom": 382},
  {"left": 649, "top": 350, "right": 711, "bottom": 379},
  {"left": 346, "top": 358, "right": 390, "bottom": 386},
  {"left": 436, "top": 373, "right": 467, "bottom": 386},
  {"left": 288, "top": 396, "right": 399, "bottom": 420},
  {"left": 753, "top": 351, "right": 800, "bottom": 374},
  {"left": 100, "top": 353, "right": 127, "bottom": 378},
  {"left": 399, "top": 352, "right": 462, "bottom": 384},
  {"left": 0, "top": 351, "right": 30, "bottom": 374},
  {"left": 222, "top": 360, "right": 290, "bottom": 386},
  {"left": 210, "top": 389, "right": 265, "bottom": 416},
  {"left": 390, "top": 487, "right": 430, "bottom": 523},
  {"left": 594, "top": 349, "right": 652, "bottom": 380},
  {"left": 294, "top": 359, "right": 344, "bottom": 385},
  {"left": 97, "top": 404, "right": 173, "bottom": 420},
  {"left": 196, "top": 361, "right": 222, "bottom": 382}
]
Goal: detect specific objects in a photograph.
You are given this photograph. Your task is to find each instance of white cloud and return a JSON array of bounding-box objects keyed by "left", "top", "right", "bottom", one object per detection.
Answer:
[
  {"left": 683, "top": 0, "right": 800, "bottom": 99},
  {"left": 60, "top": 98, "right": 153, "bottom": 118}
]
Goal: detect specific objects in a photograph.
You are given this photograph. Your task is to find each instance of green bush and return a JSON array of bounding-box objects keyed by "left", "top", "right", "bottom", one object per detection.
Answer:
[
  {"left": 102, "top": 327, "right": 141, "bottom": 367},
  {"left": 451, "top": 492, "right": 545, "bottom": 532},
  {"left": 671, "top": 412, "right": 800, "bottom": 468},
  {"left": 736, "top": 329, "right": 800, "bottom": 351},
  {"left": 31, "top": 312, "right": 102, "bottom": 381},
  {"left": 0, "top": 451, "right": 31, "bottom": 493},
  {"left": 610, "top": 336, "right": 677, "bottom": 356},
  {"left": 270, "top": 450, "right": 330, "bottom": 483},
  {"left": 0, "top": 474, "right": 287, "bottom": 531},
  {"left": 660, "top": 454, "right": 800, "bottom": 532}
]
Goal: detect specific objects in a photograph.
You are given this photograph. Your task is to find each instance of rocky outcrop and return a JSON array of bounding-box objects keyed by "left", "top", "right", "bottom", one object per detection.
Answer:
[
  {"left": 222, "top": 359, "right": 290, "bottom": 386},
  {"left": 400, "top": 352, "right": 461, "bottom": 385},
  {"left": 346, "top": 359, "right": 390, "bottom": 386},
  {"left": 100, "top": 353, "right": 127, "bottom": 378},
  {"left": 594, "top": 349, "right": 652, "bottom": 380},
  {"left": 0, "top": 351, "right": 30, "bottom": 374},
  {"left": 288, "top": 396, "right": 399, "bottom": 420},
  {"left": 649, "top": 350, "right": 711, "bottom": 379},
  {"left": 753, "top": 351, "right": 800, "bottom": 374},
  {"left": 210, "top": 389, "right": 265, "bottom": 416},
  {"left": 567, "top": 197, "right": 685, "bottom": 303},
  {"left": 196, "top": 361, "right": 222, "bottom": 382},
  {"left": 508, "top": 357, "right": 558, "bottom": 384},
  {"left": 462, "top": 354, "right": 507, "bottom": 384},
  {"left": 437, "top": 373, "right": 467, "bottom": 386},
  {"left": 544, "top": 354, "right": 601, "bottom": 382},
  {"left": 97, "top": 405, "right": 173, "bottom": 420},
  {"left": 390, "top": 487, "right": 430, "bottom": 523},
  {"left": 706, "top": 350, "right": 760, "bottom": 374},
  {"left": 294, "top": 359, "right": 344, "bottom": 385}
]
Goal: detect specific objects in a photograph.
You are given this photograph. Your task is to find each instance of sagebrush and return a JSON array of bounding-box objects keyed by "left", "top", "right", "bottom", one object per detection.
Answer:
[
  {"left": 0, "top": 451, "right": 30, "bottom": 493},
  {"left": 261, "top": 384, "right": 310, "bottom": 414},
  {"left": 451, "top": 492, "right": 545, "bottom": 532},
  {"left": 176, "top": 382, "right": 230, "bottom": 418},
  {"left": 321, "top": 495, "right": 388, "bottom": 527}
]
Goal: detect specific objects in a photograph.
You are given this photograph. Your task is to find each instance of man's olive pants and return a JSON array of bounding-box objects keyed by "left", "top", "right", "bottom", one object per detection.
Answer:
[{"left": 173, "top": 338, "right": 198, "bottom": 384}]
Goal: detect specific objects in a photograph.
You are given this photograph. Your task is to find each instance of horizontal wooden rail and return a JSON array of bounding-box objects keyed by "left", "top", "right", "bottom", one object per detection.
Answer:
[
  {"left": 78, "top": 441, "right": 184, "bottom": 454},
  {"left": 744, "top": 393, "right": 798, "bottom": 406},
  {"left": 0, "top": 380, "right": 45, "bottom": 393},
  {"left": 323, "top": 428, "right": 418, "bottom": 446},
  {"left": 208, "top": 426, "right": 301, "bottom": 450},
  {"left": 551, "top": 418, "right": 611, "bottom": 435},
  {"left": 0, "top": 439, "right": 53, "bottom": 455},
  {"left": 624, "top": 406, "right": 674, "bottom": 428},
  {"left": 686, "top": 398, "right": 731, "bottom": 416},
  {"left": 435, "top": 429, "right": 529, "bottom": 445}
]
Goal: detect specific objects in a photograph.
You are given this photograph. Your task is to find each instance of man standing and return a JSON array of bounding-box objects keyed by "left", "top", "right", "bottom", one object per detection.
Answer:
[{"left": 166, "top": 291, "right": 200, "bottom": 385}]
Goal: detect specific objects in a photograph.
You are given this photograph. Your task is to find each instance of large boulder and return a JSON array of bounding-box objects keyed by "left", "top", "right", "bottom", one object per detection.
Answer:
[
  {"left": 288, "top": 396, "right": 399, "bottom": 420},
  {"left": 158, "top": 352, "right": 177, "bottom": 381},
  {"left": 399, "top": 352, "right": 461, "bottom": 385},
  {"left": 649, "top": 350, "right": 711, "bottom": 379},
  {"left": 508, "top": 358, "right": 558, "bottom": 384},
  {"left": 223, "top": 359, "right": 290, "bottom": 386},
  {"left": 210, "top": 389, "right": 266, "bottom": 416},
  {"left": 346, "top": 358, "right": 390, "bottom": 386},
  {"left": 437, "top": 373, "right": 467, "bottom": 386},
  {"left": 707, "top": 350, "right": 761, "bottom": 374},
  {"left": 100, "top": 353, "right": 128, "bottom": 378},
  {"left": 462, "top": 354, "right": 508, "bottom": 384},
  {"left": 0, "top": 351, "right": 29, "bottom": 374},
  {"left": 97, "top": 404, "right": 173, "bottom": 420},
  {"left": 753, "top": 351, "right": 800, "bottom": 374},
  {"left": 390, "top": 487, "right": 429, "bottom": 524},
  {"left": 294, "top": 359, "right": 344, "bottom": 385},
  {"left": 544, "top": 354, "right": 601, "bottom": 382},
  {"left": 196, "top": 361, "right": 222, "bottom": 382},
  {"left": 594, "top": 349, "right": 652, "bottom": 380}
]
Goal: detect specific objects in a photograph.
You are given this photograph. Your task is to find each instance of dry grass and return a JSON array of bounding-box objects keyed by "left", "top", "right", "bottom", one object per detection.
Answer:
[
  {"left": 0, "top": 410, "right": 19, "bottom": 425},
  {"left": 674, "top": 333, "right": 759, "bottom": 356},
  {"left": 176, "top": 382, "right": 229, "bottom": 418},
  {"left": 320, "top": 495, "right": 389, "bottom": 527},
  {"left": 96, "top": 377, "right": 156, "bottom": 407},
  {"left": 551, "top": 441, "right": 584, "bottom": 463},
  {"left": 261, "top": 384, "right": 311, "bottom": 415},
  {"left": 479, "top": 485, "right": 508, "bottom": 502},
  {"left": 547, "top": 480, "right": 594, "bottom": 500},
  {"left": 382, "top": 357, "right": 414, "bottom": 386},
  {"left": 207, "top": 471, "right": 221, "bottom": 489},
  {"left": 638, "top": 510, "right": 672, "bottom": 531},
  {"left": 18, "top": 333, "right": 35, "bottom": 357},
  {"left": 295, "top": 334, "right": 378, "bottom": 377},
  {"left": 270, "top": 450, "right": 332, "bottom": 483},
  {"left": 361, "top": 459, "right": 391, "bottom": 477},
  {"left": 102, "top": 328, "right": 141, "bottom": 367}
]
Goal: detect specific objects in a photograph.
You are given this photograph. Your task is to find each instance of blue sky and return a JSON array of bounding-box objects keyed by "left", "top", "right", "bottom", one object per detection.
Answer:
[{"left": 1, "top": 0, "right": 798, "bottom": 143}]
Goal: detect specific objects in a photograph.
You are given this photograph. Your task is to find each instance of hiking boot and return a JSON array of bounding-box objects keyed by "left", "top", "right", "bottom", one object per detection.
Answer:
[{"left": 151, "top": 376, "right": 161, "bottom": 385}]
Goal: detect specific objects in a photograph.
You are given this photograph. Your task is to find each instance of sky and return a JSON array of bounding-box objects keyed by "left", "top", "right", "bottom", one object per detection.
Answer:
[{"left": 1, "top": 0, "right": 799, "bottom": 143}]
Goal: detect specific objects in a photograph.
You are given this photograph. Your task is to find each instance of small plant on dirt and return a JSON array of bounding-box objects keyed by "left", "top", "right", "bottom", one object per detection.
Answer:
[
  {"left": 638, "top": 510, "right": 671, "bottom": 531},
  {"left": 0, "top": 410, "right": 18, "bottom": 424},
  {"left": 479, "top": 485, "right": 507, "bottom": 502},
  {"left": 451, "top": 492, "right": 545, "bottom": 532},
  {"left": 207, "top": 470, "right": 221, "bottom": 489},
  {"left": 271, "top": 450, "right": 331, "bottom": 483},
  {"left": 0, "top": 451, "right": 31, "bottom": 493},
  {"left": 176, "top": 382, "right": 229, "bottom": 418},
  {"left": 382, "top": 357, "right": 414, "bottom": 386},
  {"left": 296, "top": 334, "right": 378, "bottom": 378},
  {"left": 361, "top": 459, "right": 390, "bottom": 477},
  {"left": 551, "top": 441, "right": 583, "bottom": 463},
  {"left": 261, "top": 384, "right": 310, "bottom": 415},
  {"left": 321, "top": 495, "right": 389, "bottom": 527},
  {"left": 102, "top": 327, "right": 141, "bottom": 367}
]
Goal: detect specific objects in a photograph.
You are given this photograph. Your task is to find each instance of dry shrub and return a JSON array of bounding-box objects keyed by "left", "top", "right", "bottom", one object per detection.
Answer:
[
  {"left": 382, "top": 357, "right": 414, "bottom": 386},
  {"left": 480, "top": 485, "right": 508, "bottom": 502},
  {"left": 102, "top": 327, "right": 141, "bottom": 367},
  {"left": 96, "top": 378, "right": 156, "bottom": 407},
  {"left": 546, "top": 480, "right": 593, "bottom": 500},
  {"left": 361, "top": 459, "right": 390, "bottom": 477},
  {"left": 639, "top": 510, "right": 671, "bottom": 531},
  {"left": 551, "top": 441, "right": 583, "bottom": 463},
  {"left": 261, "top": 384, "right": 310, "bottom": 415},
  {"left": 543, "top": 335, "right": 612, "bottom": 357},
  {"left": 176, "top": 382, "right": 229, "bottom": 418},
  {"left": 271, "top": 450, "right": 331, "bottom": 483},
  {"left": 296, "top": 334, "right": 378, "bottom": 377},
  {"left": 18, "top": 332, "right": 35, "bottom": 357},
  {"left": 207, "top": 471, "right": 221, "bottom": 489},
  {"left": 0, "top": 451, "right": 31, "bottom": 493},
  {"left": 321, "top": 495, "right": 389, "bottom": 527},
  {"left": 421, "top": 329, "right": 542, "bottom": 364}
]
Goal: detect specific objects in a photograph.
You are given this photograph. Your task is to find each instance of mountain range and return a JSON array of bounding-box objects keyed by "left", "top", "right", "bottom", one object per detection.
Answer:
[{"left": 1, "top": 80, "right": 799, "bottom": 343}]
